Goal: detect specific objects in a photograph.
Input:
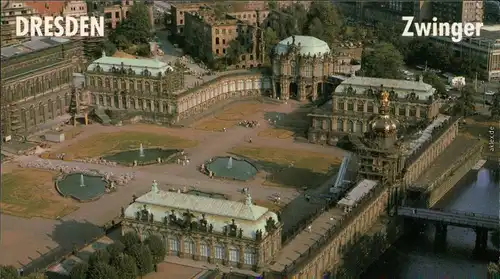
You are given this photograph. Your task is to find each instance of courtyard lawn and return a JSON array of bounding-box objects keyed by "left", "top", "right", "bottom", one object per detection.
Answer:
[
  {"left": 194, "top": 102, "right": 264, "bottom": 131},
  {"left": 214, "top": 102, "right": 263, "bottom": 121},
  {"left": 1, "top": 169, "right": 78, "bottom": 219},
  {"left": 55, "top": 131, "right": 198, "bottom": 159},
  {"left": 258, "top": 128, "right": 295, "bottom": 139},
  {"left": 230, "top": 146, "right": 342, "bottom": 188},
  {"left": 194, "top": 118, "right": 237, "bottom": 132}
]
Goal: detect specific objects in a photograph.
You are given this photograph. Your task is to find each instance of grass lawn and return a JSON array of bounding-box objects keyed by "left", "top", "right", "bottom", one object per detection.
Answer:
[
  {"left": 1, "top": 168, "right": 78, "bottom": 219},
  {"left": 214, "top": 102, "right": 263, "bottom": 121},
  {"left": 230, "top": 146, "right": 342, "bottom": 188},
  {"left": 194, "top": 118, "right": 236, "bottom": 131},
  {"left": 54, "top": 131, "right": 198, "bottom": 159},
  {"left": 258, "top": 128, "right": 295, "bottom": 139},
  {"left": 195, "top": 102, "right": 264, "bottom": 131}
]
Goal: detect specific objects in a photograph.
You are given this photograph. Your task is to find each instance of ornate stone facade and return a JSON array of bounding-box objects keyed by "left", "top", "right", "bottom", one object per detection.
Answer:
[
  {"left": 308, "top": 76, "right": 440, "bottom": 144},
  {"left": 121, "top": 187, "right": 282, "bottom": 271},
  {"left": 1, "top": 38, "right": 85, "bottom": 137},
  {"left": 175, "top": 72, "right": 273, "bottom": 122},
  {"left": 271, "top": 35, "right": 355, "bottom": 101},
  {"left": 84, "top": 53, "right": 184, "bottom": 123}
]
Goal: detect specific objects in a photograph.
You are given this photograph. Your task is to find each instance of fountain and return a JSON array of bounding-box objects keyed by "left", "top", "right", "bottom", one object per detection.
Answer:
[
  {"left": 205, "top": 156, "right": 258, "bottom": 181},
  {"left": 56, "top": 173, "right": 108, "bottom": 201},
  {"left": 80, "top": 174, "right": 85, "bottom": 187},
  {"left": 227, "top": 156, "right": 233, "bottom": 169},
  {"left": 139, "top": 143, "right": 145, "bottom": 157},
  {"left": 103, "top": 144, "right": 182, "bottom": 166}
]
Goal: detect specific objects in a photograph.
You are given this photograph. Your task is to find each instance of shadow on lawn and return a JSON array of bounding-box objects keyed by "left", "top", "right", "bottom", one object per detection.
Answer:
[
  {"left": 264, "top": 108, "right": 311, "bottom": 137},
  {"left": 230, "top": 154, "right": 338, "bottom": 189}
]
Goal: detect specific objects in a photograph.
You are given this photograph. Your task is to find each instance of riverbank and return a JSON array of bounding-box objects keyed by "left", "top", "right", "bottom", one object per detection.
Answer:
[{"left": 362, "top": 163, "right": 499, "bottom": 278}]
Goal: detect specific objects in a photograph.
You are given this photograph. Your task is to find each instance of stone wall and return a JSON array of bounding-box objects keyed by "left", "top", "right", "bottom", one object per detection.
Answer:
[
  {"left": 174, "top": 71, "right": 272, "bottom": 122},
  {"left": 278, "top": 184, "right": 390, "bottom": 279},
  {"left": 426, "top": 142, "right": 483, "bottom": 207}
]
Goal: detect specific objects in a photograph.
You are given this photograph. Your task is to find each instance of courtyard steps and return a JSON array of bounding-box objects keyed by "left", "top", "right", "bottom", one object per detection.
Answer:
[{"left": 93, "top": 108, "right": 111, "bottom": 125}]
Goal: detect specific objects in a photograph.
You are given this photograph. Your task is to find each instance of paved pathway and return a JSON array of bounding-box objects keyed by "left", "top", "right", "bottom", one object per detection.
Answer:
[{"left": 0, "top": 100, "right": 346, "bottom": 268}]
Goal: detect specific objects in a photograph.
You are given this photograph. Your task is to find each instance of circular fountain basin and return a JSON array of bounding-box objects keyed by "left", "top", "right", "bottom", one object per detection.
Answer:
[
  {"left": 205, "top": 156, "right": 257, "bottom": 181},
  {"left": 103, "top": 148, "right": 180, "bottom": 166},
  {"left": 56, "top": 173, "right": 107, "bottom": 201}
]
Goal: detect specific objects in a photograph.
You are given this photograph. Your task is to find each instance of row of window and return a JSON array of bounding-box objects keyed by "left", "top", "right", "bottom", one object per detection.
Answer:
[
  {"left": 92, "top": 95, "right": 171, "bottom": 112},
  {"left": 167, "top": 238, "right": 256, "bottom": 265},
  {"left": 337, "top": 101, "right": 428, "bottom": 117}
]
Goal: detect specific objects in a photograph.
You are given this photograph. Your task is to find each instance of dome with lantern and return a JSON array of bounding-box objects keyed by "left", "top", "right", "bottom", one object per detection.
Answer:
[{"left": 369, "top": 91, "right": 399, "bottom": 137}]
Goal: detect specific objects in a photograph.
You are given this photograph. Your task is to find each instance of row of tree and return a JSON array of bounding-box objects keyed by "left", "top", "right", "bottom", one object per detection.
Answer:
[
  {"left": 359, "top": 22, "right": 488, "bottom": 80},
  {"left": 69, "top": 232, "right": 166, "bottom": 279}
]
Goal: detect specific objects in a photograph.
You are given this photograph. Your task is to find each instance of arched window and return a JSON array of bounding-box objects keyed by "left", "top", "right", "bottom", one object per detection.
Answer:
[
  {"left": 145, "top": 82, "right": 150, "bottom": 92},
  {"left": 243, "top": 248, "right": 256, "bottom": 265},
  {"left": 337, "top": 119, "right": 343, "bottom": 132},
  {"left": 214, "top": 243, "right": 224, "bottom": 260},
  {"left": 105, "top": 78, "right": 110, "bottom": 88},
  {"left": 228, "top": 246, "right": 239, "bottom": 263},
  {"left": 215, "top": 37, "right": 220, "bottom": 45},
  {"left": 113, "top": 78, "right": 118, "bottom": 89},
  {"left": 97, "top": 78, "right": 103, "bottom": 87},
  {"left": 183, "top": 238, "right": 195, "bottom": 255},
  {"left": 200, "top": 241, "right": 210, "bottom": 258},
  {"left": 129, "top": 80, "right": 135, "bottom": 91},
  {"left": 121, "top": 79, "right": 126, "bottom": 89},
  {"left": 169, "top": 237, "right": 179, "bottom": 253}
]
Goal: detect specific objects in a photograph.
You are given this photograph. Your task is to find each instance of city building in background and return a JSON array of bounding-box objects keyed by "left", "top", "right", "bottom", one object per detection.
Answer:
[
  {"left": 184, "top": 6, "right": 264, "bottom": 68},
  {"left": 430, "top": 24, "right": 500, "bottom": 81},
  {"left": 1, "top": 0, "right": 38, "bottom": 46}
]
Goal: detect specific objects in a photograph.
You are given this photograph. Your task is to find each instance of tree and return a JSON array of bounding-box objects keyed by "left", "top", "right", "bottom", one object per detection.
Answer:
[
  {"left": 361, "top": 43, "right": 404, "bottom": 79},
  {"left": 263, "top": 27, "right": 279, "bottom": 61},
  {"left": 490, "top": 93, "right": 500, "bottom": 120},
  {"left": 69, "top": 262, "right": 88, "bottom": 279},
  {"left": 110, "top": 254, "right": 138, "bottom": 279},
  {"left": 488, "top": 260, "right": 500, "bottom": 278},
  {"left": 226, "top": 39, "right": 245, "bottom": 65},
  {"left": 145, "top": 235, "right": 167, "bottom": 264},
  {"left": 305, "top": 2, "right": 342, "bottom": 43},
  {"left": 88, "top": 249, "right": 110, "bottom": 266},
  {"left": 87, "top": 262, "right": 118, "bottom": 279},
  {"left": 0, "top": 265, "right": 19, "bottom": 279},
  {"left": 128, "top": 243, "right": 153, "bottom": 276},
  {"left": 423, "top": 72, "right": 447, "bottom": 96},
  {"left": 122, "top": 231, "right": 140, "bottom": 251},
  {"left": 106, "top": 241, "right": 125, "bottom": 260},
  {"left": 267, "top": 0, "right": 278, "bottom": 10},
  {"left": 456, "top": 84, "right": 476, "bottom": 117},
  {"left": 306, "top": 17, "right": 324, "bottom": 40},
  {"left": 111, "top": 2, "right": 151, "bottom": 45}
]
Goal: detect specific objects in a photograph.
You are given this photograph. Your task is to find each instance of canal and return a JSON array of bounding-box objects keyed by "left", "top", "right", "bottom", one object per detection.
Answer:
[{"left": 362, "top": 161, "right": 499, "bottom": 279}]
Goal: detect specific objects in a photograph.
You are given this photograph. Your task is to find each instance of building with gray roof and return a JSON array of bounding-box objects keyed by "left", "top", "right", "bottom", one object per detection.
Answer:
[{"left": 307, "top": 75, "right": 440, "bottom": 145}]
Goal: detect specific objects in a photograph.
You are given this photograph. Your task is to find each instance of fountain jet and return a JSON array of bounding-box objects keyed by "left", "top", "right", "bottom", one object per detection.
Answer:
[
  {"left": 80, "top": 174, "right": 85, "bottom": 187},
  {"left": 139, "top": 143, "right": 145, "bottom": 157},
  {"left": 227, "top": 156, "right": 233, "bottom": 169}
]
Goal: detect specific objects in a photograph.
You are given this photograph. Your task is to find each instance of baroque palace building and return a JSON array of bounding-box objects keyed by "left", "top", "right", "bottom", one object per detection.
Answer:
[
  {"left": 307, "top": 75, "right": 440, "bottom": 144},
  {"left": 118, "top": 90, "right": 482, "bottom": 279},
  {"left": 84, "top": 53, "right": 273, "bottom": 123},
  {"left": 1, "top": 37, "right": 85, "bottom": 138},
  {"left": 121, "top": 182, "right": 282, "bottom": 271},
  {"left": 84, "top": 51, "right": 185, "bottom": 122},
  {"left": 271, "top": 35, "right": 356, "bottom": 101}
]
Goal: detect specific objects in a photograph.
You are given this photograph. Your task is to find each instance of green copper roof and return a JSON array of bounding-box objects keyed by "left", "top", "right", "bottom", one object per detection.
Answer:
[
  {"left": 275, "top": 35, "right": 331, "bottom": 57},
  {"left": 86, "top": 52, "right": 173, "bottom": 76}
]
